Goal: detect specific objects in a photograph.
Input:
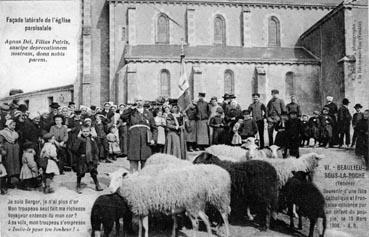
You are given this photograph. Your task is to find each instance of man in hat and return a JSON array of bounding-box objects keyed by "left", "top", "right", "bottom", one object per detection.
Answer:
[
  {"left": 266, "top": 89, "right": 286, "bottom": 145},
  {"left": 46, "top": 102, "right": 61, "bottom": 131},
  {"left": 195, "top": 92, "right": 210, "bottom": 150},
  {"left": 248, "top": 93, "right": 267, "bottom": 148},
  {"left": 221, "top": 93, "right": 231, "bottom": 114},
  {"left": 121, "top": 98, "right": 157, "bottom": 172},
  {"left": 325, "top": 96, "right": 338, "bottom": 145},
  {"left": 67, "top": 110, "right": 83, "bottom": 170},
  {"left": 337, "top": 98, "right": 352, "bottom": 148},
  {"left": 351, "top": 103, "right": 363, "bottom": 148}
]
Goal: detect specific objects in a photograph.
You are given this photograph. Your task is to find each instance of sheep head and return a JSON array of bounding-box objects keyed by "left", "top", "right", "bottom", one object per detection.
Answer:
[
  {"left": 242, "top": 143, "right": 259, "bottom": 160},
  {"left": 264, "top": 145, "right": 283, "bottom": 158},
  {"left": 107, "top": 168, "right": 130, "bottom": 193},
  {"left": 193, "top": 152, "right": 221, "bottom": 165}
]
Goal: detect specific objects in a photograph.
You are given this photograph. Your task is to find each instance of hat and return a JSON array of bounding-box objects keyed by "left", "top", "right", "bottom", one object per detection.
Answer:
[
  {"left": 68, "top": 102, "right": 75, "bottom": 106},
  {"left": 354, "top": 103, "right": 363, "bottom": 109},
  {"left": 342, "top": 98, "right": 350, "bottom": 105},
  {"left": 229, "top": 94, "right": 236, "bottom": 99},
  {"left": 18, "top": 104, "right": 28, "bottom": 113},
  {"left": 90, "top": 105, "right": 97, "bottom": 111},
  {"left": 5, "top": 119, "right": 15, "bottom": 127},
  {"left": 222, "top": 93, "right": 230, "bottom": 99},
  {"left": 74, "top": 110, "right": 82, "bottom": 115},
  {"left": 43, "top": 133, "right": 54, "bottom": 141},
  {"left": 271, "top": 89, "right": 279, "bottom": 94},
  {"left": 23, "top": 141, "right": 35, "bottom": 150},
  {"left": 103, "top": 102, "right": 111, "bottom": 107},
  {"left": 198, "top": 92, "right": 206, "bottom": 97},
  {"left": 216, "top": 107, "right": 224, "bottom": 114},
  {"left": 0, "top": 104, "right": 10, "bottom": 111},
  {"left": 49, "top": 102, "right": 60, "bottom": 109},
  {"left": 210, "top": 96, "right": 218, "bottom": 101},
  {"left": 326, "top": 96, "right": 333, "bottom": 102}
]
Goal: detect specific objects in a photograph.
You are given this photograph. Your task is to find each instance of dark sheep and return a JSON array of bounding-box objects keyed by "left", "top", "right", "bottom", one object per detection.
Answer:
[
  {"left": 281, "top": 171, "right": 326, "bottom": 237},
  {"left": 193, "top": 152, "right": 279, "bottom": 231},
  {"left": 91, "top": 192, "right": 133, "bottom": 237}
]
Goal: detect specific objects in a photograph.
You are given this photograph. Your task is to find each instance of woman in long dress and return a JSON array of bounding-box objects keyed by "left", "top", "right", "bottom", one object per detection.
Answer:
[
  {"left": 165, "top": 105, "right": 187, "bottom": 160},
  {"left": 0, "top": 119, "right": 20, "bottom": 189}
]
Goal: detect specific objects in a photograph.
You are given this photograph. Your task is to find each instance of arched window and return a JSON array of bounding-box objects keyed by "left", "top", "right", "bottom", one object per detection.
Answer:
[
  {"left": 160, "top": 69, "right": 170, "bottom": 97},
  {"left": 214, "top": 15, "right": 226, "bottom": 45},
  {"left": 285, "top": 71, "right": 295, "bottom": 98},
  {"left": 224, "top": 70, "right": 234, "bottom": 94},
  {"left": 268, "top": 16, "right": 280, "bottom": 47},
  {"left": 157, "top": 14, "right": 169, "bottom": 44}
]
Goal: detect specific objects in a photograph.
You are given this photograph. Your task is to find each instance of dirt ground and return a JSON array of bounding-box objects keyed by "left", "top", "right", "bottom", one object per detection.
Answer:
[{"left": 1, "top": 147, "right": 369, "bottom": 237}]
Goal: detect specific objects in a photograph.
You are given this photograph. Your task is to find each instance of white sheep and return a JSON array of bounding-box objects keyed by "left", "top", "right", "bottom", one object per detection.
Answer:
[
  {"left": 205, "top": 144, "right": 247, "bottom": 162},
  {"left": 109, "top": 164, "right": 231, "bottom": 237},
  {"left": 262, "top": 145, "right": 284, "bottom": 158},
  {"left": 255, "top": 152, "right": 324, "bottom": 188}
]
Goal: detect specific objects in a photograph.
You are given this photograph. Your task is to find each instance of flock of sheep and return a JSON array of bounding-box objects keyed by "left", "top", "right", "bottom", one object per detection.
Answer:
[{"left": 90, "top": 138, "right": 329, "bottom": 237}]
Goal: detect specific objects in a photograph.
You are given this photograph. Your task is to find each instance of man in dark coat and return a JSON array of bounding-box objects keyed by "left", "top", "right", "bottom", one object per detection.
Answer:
[
  {"left": 325, "top": 96, "right": 338, "bottom": 145},
  {"left": 185, "top": 101, "right": 197, "bottom": 151},
  {"left": 121, "top": 98, "right": 157, "bottom": 172},
  {"left": 337, "top": 98, "right": 352, "bottom": 148},
  {"left": 266, "top": 89, "right": 286, "bottom": 145},
  {"left": 355, "top": 109, "right": 368, "bottom": 169},
  {"left": 72, "top": 124, "right": 102, "bottom": 194},
  {"left": 286, "top": 111, "right": 302, "bottom": 157},
  {"left": 195, "top": 93, "right": 210, "bottom": 150},
  {"left": 286, "top": 95, "right": 301, "bottom": 118},
  {"left": 248, "top": 93, "right": 267, "bottom": 148},
  {"left": 351, "top": 104, "right": 363, "bottom": 148}
]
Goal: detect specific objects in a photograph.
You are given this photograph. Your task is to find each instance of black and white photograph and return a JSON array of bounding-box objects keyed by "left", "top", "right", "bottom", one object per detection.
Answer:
[{"left": 0, "top": 0, "right": 368, "bottom": 236}]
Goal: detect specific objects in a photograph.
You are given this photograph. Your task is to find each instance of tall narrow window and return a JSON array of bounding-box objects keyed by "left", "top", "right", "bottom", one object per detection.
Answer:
[
  {"left": 214, "top": 15, "right": 226, "bottom": 45},
  {"left": 285, "top": 72, "right": 295, "bottom": 98},
  {"left": 157, "top": 14, "right": 169, "bottom": 44},
  {"left": 160, "top": 69, "right": 170, "bottom": 97},
  {"left": 268, "top": 16, "right": 280, "bottom": 47},
  {"left": 224, "top": 70, "right": 234, "bottom": 94}
]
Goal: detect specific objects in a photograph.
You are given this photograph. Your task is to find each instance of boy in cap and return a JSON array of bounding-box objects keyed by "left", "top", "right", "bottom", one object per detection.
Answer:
[
  {"left": 72, "top": 124, "right": 102, "bottom": 194},
  {"left": 248, "top": 93, "right": 267, "bottom": 148},
  {"left": 337, "top": 98, "right": 352, "bottom": 148},
  {"left": 351, "top": 104, "right": 363, "bottom": 148},
  {"left": 238, "top": 109, "right": 258, "bottom": 140},
  {"left": 266, "top": 89, "right": 286, "bottom": 145}
]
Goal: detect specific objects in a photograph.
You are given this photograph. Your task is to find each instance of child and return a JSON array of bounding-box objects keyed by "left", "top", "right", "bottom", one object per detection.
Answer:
[
  {"left": 286, "top": 111, "right": 302, "bottom": 157},
  {"left": 238, "top": 110, "right": 258, "bottom": 141},
  {"left": 106, "top": 126, "right": 121, "bottom": 161},
  {"left": 319, "top": 107, "right": 334, "bottom": 148},
  {"left": 309, "top": 111, "right": 321, "bottom": 147},
  {"left": 153, "top": 108, "right": 166, "bottom": 153},
  {"left": 232, "top": 117, "right": 243, "bottom": 146},
  {"left": 351, "top": 104, "right": 363, "bottom": 148},
  {"left": 19, "top": 142, "right": 39, "bottom": 190},
  {"left": 39, "top": 133, "right": 60, "bottom": 194},
  {"left": 94, "top": 114, "right": 109, "bottom": 163},
  {"left": 72, "top": 125, "right": 102, "bottom": 194},
  {"left": 0, "top": 144, "right": 7, "bottom": 194},
  {"left": 274, "top": 112, "right": 288, "bottom": 157},
  {"left": 300, "top": 115, "right": 310, "bottom": 147},
  {"left": 209, "top": 107, "right": 226, "bottom": 145}
]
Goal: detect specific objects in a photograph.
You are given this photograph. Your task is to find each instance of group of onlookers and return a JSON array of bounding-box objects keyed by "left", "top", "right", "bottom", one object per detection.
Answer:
[{"left": 0, "top": 90, "right": 368, "bottom": 195}]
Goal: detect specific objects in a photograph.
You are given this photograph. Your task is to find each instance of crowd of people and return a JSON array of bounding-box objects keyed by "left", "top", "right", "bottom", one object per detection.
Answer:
[{"left": 0, "top": 89, "right": 368, "bottom": 195}]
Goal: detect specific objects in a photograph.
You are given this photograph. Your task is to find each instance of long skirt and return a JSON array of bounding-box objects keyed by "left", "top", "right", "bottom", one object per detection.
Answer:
[
  {"left": 119, "top": 125, "right": 128, "bottom": 156},
  {"left": 165, "top": 132, "right": 181, "bottom": 159},
  {"left": 185, "top": 120, "right": 197, "bottom": 143},
  {"left": 196, "top": 120, "right": 209, "bottom": 145},
  {"left": 2, "top": 141, "right": 20, "bottom": 176}
]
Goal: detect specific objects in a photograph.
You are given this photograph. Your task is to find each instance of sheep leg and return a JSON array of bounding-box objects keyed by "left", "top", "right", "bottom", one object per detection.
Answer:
[
  {"left": 138, "top": 216, "right": 142, "bottom": 237},
  {"left": 308, "top": 218, "right": 316, "bottom": 237},
  {"left": 288, "top": 203, "right": 295, "bottom": 229},
  {"left": 115, "top": 218, "right": 120, "bottom": 237},
  {"left": 246, "top": 207, "right": 254, "bottom": 220},
  {"left": 188, "top": 214, "right": 199, "bottom": 237},
  {"left": 220, "top": 212, "right": 230, "bottom": 237},
  {"left": 171, "top": 214, "right": 177, "bottom": 237},
  {"left": 198, "top": 211, "right": 212, "bottom": 237},
  {"left": 142, "top": 215, "right": 149, "bottom": 237}
]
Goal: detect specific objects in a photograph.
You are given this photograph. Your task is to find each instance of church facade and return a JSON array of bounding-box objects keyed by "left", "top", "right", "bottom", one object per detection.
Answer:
[{"left": 74, "top": 0, "right": 368, "bottom": 113}]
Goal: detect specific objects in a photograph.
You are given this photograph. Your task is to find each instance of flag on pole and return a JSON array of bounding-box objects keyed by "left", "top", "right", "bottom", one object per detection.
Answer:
[{"left": 178, "top": 50, "right": 191, "bottom": 111}]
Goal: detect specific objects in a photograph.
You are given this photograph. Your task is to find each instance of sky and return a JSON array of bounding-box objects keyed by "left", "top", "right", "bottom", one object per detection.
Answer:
[{"left": 0, "top": 0, "right": 80, "bottom": 98}]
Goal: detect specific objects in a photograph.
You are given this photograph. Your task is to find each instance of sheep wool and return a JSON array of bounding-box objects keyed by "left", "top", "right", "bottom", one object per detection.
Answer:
[
  {"left": 205, "top": 145, "right": 247, "bottom": 162},
  {"left": 255, "top": 152, "right": 323, "bottom": 188},
  {"left": 145, "top": 153, "right": 192, "bottom": 166},
  {"left": 118, "top": 164, "right": 231, "bottom": 217}
]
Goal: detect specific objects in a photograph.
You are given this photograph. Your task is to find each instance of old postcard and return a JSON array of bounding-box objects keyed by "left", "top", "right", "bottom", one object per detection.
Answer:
[{"left": 0, "top": 0, "right": 368, "bottom": 236}]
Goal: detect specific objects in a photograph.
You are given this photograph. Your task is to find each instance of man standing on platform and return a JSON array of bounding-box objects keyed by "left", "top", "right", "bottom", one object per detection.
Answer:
[
  {"left": 195, "top": 93, "right": 210, "bottom": 150},
  {"left": 248, "top": 93, "right": 267, "bottom": 148},
  {"left": 121, "top": 98, "right": 157, "bottom": 172},
  {"left": 266, "top": 89, "right": 286, "bottom": 145},
  {"left": 337, "top": 98, "right": 352, "bottom": 148}
]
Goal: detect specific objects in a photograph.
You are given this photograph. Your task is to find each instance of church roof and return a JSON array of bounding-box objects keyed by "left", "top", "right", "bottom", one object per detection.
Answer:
[{"left": 125, "top": 45, "right": 319, "bottom": 64}]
